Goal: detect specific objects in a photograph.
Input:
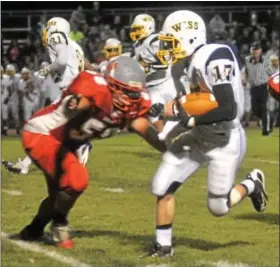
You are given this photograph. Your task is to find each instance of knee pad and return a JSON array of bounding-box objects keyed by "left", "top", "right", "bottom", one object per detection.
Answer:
[
  {"left": 207, "top": 195, "right": 229, "bottom": 217},
  {"left": 61, "top": 162, "right": 89, "bottom": 192},
  {"left": 151, "top": 181, "right": 182, "bottom": 197}
]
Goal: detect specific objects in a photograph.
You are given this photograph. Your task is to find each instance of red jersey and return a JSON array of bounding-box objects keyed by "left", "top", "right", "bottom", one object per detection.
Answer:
[{"left": 24, "top": 71, "right": 151, "bottom": 140}]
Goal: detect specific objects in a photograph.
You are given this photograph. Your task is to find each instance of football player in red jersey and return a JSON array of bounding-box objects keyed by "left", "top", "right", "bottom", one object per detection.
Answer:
[
  {"left": 19, "top": 56, "right": 165, "bottom": 248},
  {"left": 268, "top": 71, "right": 280, "bottom": 102}
]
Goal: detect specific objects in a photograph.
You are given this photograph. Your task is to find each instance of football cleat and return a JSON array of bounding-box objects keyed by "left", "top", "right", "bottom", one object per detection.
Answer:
[
  {"left": 19, "top": 224, "right": 44, "bottom": 241},
  {"left": 2, "top": 158, "right": 29, "bottom": 174},
  {"left": 141, "top": 242, "right": 174, "bottom": 258},
  {"left": 247, "top": 169, "right": 268, "bottom": 212},
  {"left": 50, "top": 223, "right": 74, "bottom": 249}
]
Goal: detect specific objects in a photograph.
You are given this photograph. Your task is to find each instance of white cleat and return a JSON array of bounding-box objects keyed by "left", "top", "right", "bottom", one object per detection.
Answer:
[{"left": 2, "top": 158, "right": 29, "bottom": 174}]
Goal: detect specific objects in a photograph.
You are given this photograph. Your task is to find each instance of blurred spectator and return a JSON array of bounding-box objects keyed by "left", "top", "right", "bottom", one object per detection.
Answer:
[
  {"left": 70, "top": 6, "right": 86, "bottom": 30},
  {"left": 266, "top": 37, "right": 280, "bottom": 59},
  {"left": 259, "top": 26, "right": 270, "bottom": 52},
  {"left": 88, "top": 1, "right": 102, "bottom": 25},
  {"left": 156, "top": 14, "right": 164, "bottom": 30},
  {"left": 7, "top": 40, "right": 21, "bottom": 66},
  {"left": 36, "top": 14, "right": 47, "bottom": 38},
  {"left": 100, "top": 25, "right": 118, "bottom": 41},
  {"left": 70, "top": 24, "right": 85, "bottom": 44},
  {"left": 21, "top": 37, "right": 37, "bottom": 61},
  {"left": 119, "top": 28, "right": 132, "bottom": 53},
  {"left": 268, "top": 54, "right": 279, "bottom": 75},
  {"left": 209, "top": 13, "right": 226, "bottom": 34},
  {"left": 237, "top": 27, "right": 251, "bottom": 49},
  {"left": 111, "top": 15, "right": 122, "bottom": 36},
  {"left": 272, "top": 9, "right": 280, "bottom": 32}
]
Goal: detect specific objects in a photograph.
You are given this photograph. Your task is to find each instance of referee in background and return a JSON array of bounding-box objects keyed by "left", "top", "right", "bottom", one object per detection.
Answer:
[{"left": 244, "top": 42, "right": 271, "bottom": 136}]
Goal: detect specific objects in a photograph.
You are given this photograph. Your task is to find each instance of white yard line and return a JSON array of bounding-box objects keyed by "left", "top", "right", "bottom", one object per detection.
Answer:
[
  {"left": 1, "top": 232, "right": 93, "bottom": 267},
  {"left": 196, "top": 260, "right": 251, "bottom": 267},
  {"left": 248, "top": 158, "right": 279, "bottom": 165},
  {"left": 2, "top": 189, "right": 23, "bottom": 196},
  {"left": 103, "top": 188, "right": 125, "bottom": 193}
]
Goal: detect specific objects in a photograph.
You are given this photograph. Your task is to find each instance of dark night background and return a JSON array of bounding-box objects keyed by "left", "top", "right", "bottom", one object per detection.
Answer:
[{"left": 1, "top": 1, "right": 277, "bottom": 11}]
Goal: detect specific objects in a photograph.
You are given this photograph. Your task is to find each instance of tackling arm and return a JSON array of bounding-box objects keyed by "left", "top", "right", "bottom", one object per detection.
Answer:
[{"left": 129, "top": 117, "right": 166, "bottom": 152}]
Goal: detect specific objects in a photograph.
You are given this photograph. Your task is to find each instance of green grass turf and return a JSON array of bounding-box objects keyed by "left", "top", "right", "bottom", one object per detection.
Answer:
[{"left": 1, "top": 128, "right": 279, "bottom": 267}]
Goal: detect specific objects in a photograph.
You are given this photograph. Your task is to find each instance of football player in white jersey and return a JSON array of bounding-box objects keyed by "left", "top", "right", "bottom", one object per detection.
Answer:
[
  {"left": 38, "top": 17, "right": 90, "bottom": 87},
  {"left": 145, "top": 10, "right": 268, "bottom": 257},
  {"left": 98, "top": 38, "right": 123, "bottom": 74},
  {"left": 2, "top": 17, "right": 94, "bottom": 174},
  {"left": 1, "top": 64, "right": 21, "bottom": 135},
  {"left": 19, "top": 68, "right": 39, "bottom": 122},
  {"left": 130, "top": 14, "right": 183, "bottom": 132},
  {"left": 1, "top": 66, "right": 10, "bottom": 135}
]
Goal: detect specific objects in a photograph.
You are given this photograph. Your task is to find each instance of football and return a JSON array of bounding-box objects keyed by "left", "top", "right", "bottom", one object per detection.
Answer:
[
  {"left": 179, "top": 92, "right": 219, "bottom": 116},
  {"left": 268, "top": 72, "right": 280, "bottom": 102}
]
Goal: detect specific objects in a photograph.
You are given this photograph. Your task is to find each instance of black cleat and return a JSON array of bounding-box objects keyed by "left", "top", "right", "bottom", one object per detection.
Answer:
[
  {"left": 141, "top": 242, "right": 174, "bottom": 258},
  {"left": 248, "top": 169, "right": 268, "bottom": 212},
  {"left": 19, "top": 224, "right": 44, "bottom": 241}
]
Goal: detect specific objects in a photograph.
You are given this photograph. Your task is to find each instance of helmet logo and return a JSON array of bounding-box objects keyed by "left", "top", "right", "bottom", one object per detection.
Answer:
[
  {"left": 143, "top": 16, "right": 152, "bottom": 22},
  {"left": 171, "top": 21, "right": 199, "bottom": 32}
]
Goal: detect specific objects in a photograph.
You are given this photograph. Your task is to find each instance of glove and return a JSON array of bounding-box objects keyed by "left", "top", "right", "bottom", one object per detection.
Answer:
[
  {"left": 149, "top": 103, "right": 164, "bottom": 118},
  {"left": 38, "top": 67, "right": 50, "bottom": 78},
  {"left": 173, "top": 99, "right": 195, "bottom": 128}
]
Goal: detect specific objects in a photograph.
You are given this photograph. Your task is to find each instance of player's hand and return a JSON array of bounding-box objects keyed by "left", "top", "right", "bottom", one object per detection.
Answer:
[
  {"left": 67, "top": 95, "right": 80, "bottom": 110},
  {"left": 173, "top": 99, "right": 194, "bottom": 128},
  {"left": 149, "top": 103, "right": 164, "bottom": 118}
]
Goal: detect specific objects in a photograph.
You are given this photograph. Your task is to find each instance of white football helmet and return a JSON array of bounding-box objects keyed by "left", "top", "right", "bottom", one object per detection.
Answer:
[
  {"left": 130, "top": 14, "right": 155, "bottom": 41},
  {"left": 6, "top": 64, "right": 16, "bottom": 76},
  {"left": 103, "top": 38, "right": 122, "bottom": 60},
  {"left": 21, "top": 67, "right": 31, "bottom": 80},
  {"left": 42, "top": 17, "right": 70, "bottom": 46},
  {"left": 157, "top": 10, "right": 206, "bottom": 65}
]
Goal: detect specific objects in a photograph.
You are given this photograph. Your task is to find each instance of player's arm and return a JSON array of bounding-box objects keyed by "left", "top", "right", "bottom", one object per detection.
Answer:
[
  {"left": 172, "top": 47, "right": 237, "bottom": 127},
  {"left": 64, "top": 94, "right": 93, "bottom": 118},
  {"left": 84, "top": 58, "right": 95, "bottom": 71},
  {"left": 48, "top": 43, "right": 69, "bottom": 73},
  {"left": 129, "top": 117, "right": 166, "bottom": 153}
]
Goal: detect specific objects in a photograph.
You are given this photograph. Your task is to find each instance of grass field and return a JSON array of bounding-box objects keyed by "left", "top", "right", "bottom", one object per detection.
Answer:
[{"left": 1, "top": 128, "right": 279, "bottom": 267}]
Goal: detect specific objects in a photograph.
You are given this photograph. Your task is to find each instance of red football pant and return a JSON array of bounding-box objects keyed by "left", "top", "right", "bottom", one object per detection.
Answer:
[{"left": 22, "top": 131, "right": 89, "bottom": 192}]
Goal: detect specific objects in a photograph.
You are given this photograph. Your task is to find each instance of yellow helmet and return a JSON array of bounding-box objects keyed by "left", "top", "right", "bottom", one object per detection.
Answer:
[
  {"left": 103, "top": 38, "right": 122, "bottom": 60},
  {"left": 130, "top": 14, "right": 155, "bottom": 42}
]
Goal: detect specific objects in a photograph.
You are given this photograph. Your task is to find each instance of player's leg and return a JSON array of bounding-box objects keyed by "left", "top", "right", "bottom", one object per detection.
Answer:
[
  {"left": 148, "top": 129, "right": 204, "bottom": 257},
  {"left": 206, "top": 126, "right": 267, "bottom": 217},
  {"left": 266, "top": 94, "right": 276, "bottom": 133},
  {"left": 243, "top": 89, "right": 252, "bottom": 128},
  {"left": 10, "top": 101, "right": 20, "bottom": 134},
  {"left": 259, "top": 85, "right": 270, "bottom": 135},
  {"left": 20, "top": 132, "right": 89, "bottom": 247},
  {"left": 2, "top": 155, "right": 32, "bottom": 174},
  {"left": 20, "top": 175, "right": 57, "bottom": 240},
  {"left": 1, "top": 101, "right": 9, "bottom": 135}
]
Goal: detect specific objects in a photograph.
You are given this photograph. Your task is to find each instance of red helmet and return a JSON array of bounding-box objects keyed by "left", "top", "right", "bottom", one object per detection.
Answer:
[{"left": 268, "top": 71, "right": 280, "bottom": 102}]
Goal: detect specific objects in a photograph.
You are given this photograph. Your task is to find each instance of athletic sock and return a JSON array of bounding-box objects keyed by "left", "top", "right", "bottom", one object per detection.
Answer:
[{"left": 156, "top": 224, "right": 172, "bottom": 246}]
